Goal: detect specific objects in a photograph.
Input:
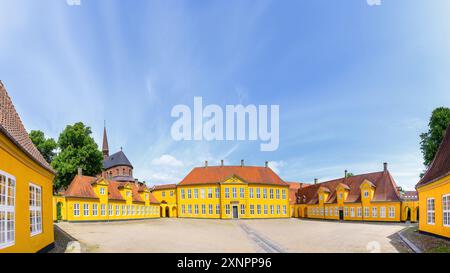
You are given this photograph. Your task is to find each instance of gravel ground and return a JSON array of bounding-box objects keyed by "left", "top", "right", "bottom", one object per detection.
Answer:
[
  {"left": 401, "top": 226, "right": 450, "bottom": 253},
  {"left": 55, "top": 218, "right": 411, "bottom": 253}
]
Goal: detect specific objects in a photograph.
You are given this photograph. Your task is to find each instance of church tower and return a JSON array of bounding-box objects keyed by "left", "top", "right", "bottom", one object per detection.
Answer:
[{"left": 102, "top": 122, "right": 109, "bottom": 159}]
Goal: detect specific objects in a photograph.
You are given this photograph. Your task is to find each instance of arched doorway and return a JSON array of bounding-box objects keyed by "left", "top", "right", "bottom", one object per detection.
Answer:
[
  {"left": 56, "top": 202, "right": 63, "bottom": 221},
  {"left": 165, "top": 206, "right": 170, "bottom": 218},
  {"left": 172, "top": 207, "right": 177, "bottom": 218},
  {"left": 416, "top": 207, "right": 419, "bottom": 221},
  {"left": 405, "top": 207, "right": 411, "bottom": 222}
]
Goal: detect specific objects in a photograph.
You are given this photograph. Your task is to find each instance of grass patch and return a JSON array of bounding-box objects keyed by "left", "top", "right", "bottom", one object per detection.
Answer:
[{"left": 427, "top": 245, "right": 450, "bottom": 253}]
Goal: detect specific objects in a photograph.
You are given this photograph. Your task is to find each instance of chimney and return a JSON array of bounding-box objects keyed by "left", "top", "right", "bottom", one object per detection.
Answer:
[
  {"left": 78, "top": 167, "right": 83, "bottom": 176},
  {"left": 344, "top": 170, "right": 348, "bottom": 177},
  {"left": 241, "top": 160, "right": 244, "bottom": 167},
  {"left": 265, "top": 161, "right": 269, "bottom": 168},
  {"left": 205, "top": 160, "right": 208, "bottom": 168},
  {"left": 221, "top": 160, "right": 224, "bottom": 167},
  {"left": 135, "top": 179, "right": 139, "bottom": 186},
  {"left": 383, "top": 162, "right": 388, "bottom": 172},
  {"left": 314, "top": 178, "right": 318, "bottom": 184}
]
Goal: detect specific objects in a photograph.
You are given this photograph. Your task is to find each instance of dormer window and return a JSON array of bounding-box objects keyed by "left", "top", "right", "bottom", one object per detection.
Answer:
[
  {"left": 364, "top": 191, "right": 369, "bottom": 198},
  {"left": 100, "top": 188, "right": 105, "bottom": 195},
  {"left": 126, "top": 191, "right": 131, "bottom": 197},
  {"left": 339, "top": 193, "right": 343, "bottom": 199}
]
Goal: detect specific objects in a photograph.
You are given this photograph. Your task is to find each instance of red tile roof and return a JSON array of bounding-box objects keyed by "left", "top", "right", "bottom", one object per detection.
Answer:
[
  {"left": 297, "top": 170, "right": 401, "bottom": 205},
  {"left": 0, "top": 81, "right": 54, "bottom": 174},
  {"left": 287, "top": 182, "right": 310, "bottom": 205},
  {"left": 152, "top": 184, "right": 177, "bottom": 190},
  {"left": 401, "top": 190, "right": 418, "bottom": 201},
  {"left": 416, "top": 123, "right": 450, "bottom": 188},
  {"left": 63, "top": 175, "right": 160, "bottom": 204},
  {"left": 179, "top": 165, "right": 289, "bottom": 187}
]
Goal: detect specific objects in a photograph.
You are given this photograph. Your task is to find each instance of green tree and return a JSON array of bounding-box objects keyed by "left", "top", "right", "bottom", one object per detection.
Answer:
[
  {"left": 29, "top": 130, "right": 57, "bottom": 163},
  {"left": 51, "top": 122, "right": 103, "bottom": 191},
  {"left": 420, "top": 107, "right": 450, "bottom": 168},
  {"left": 346, "top": 172, "right": 354, "bottom": 178}
]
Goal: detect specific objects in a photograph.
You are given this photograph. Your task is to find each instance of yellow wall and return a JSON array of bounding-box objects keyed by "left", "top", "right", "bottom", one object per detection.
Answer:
[
  {"left": 401, "top": 200, "right": 419, "bottom": 222},
  {"left": 152, "top": 188, "right": 177, "bottom": 217},
  {"left": 417, "top": 175, "right": 450, "bottom": 238},
  {"left": 0, "top": 133, "right": 55, "bottom": 253},
  {"left": 177, "top": 177, "right": 290, "bottom": 219}
]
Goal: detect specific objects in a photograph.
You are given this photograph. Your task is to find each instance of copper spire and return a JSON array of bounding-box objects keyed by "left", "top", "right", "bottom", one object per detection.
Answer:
[{"left": 102, "top": 121, "right": 109, "bottom": 159}]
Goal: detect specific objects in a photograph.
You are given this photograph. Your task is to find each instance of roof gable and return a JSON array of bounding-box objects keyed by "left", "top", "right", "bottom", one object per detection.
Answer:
[{"left": 103, "top": 150, "right": 133, "bottom": 170}]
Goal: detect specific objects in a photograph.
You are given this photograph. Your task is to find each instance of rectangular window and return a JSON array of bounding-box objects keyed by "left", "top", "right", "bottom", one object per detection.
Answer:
[
  {"left": 277, "top": 205, "right": 281, "bottom": 215},
  {"left": 121, "top": 205, "right": 125, "bottom": 216},
  {"left": 225, "top": 188, "right": 230, "bottom": 198},
  {"left": 109, "top": 204, "right": 113, "bottom": 216},
  {"left": 216, "top": 204, "right": 220, "bottom": 215},
  {"left": 283, "top": 205, "right": 287, "bottom": 215},
  {"left": 240, "top": 188, "right": 245, "bottom": 198},
  {"left": 201, "top": 189, "right": 205, "bottom": 199},
  {"left": 194, "top": 189, "right": 198, "bottom": 199},
  {"left": 270, "top": 189, "right": 274, "bottom": 199},
  {"left": 250, "top": 205, "right": 255, "bottom": 215},
  {"left": 325, "top": 207, "right": 328, "bottom": 216},
  {"left": 344, "top": 207, "right": 348, "bottom": 216},
  {"left": 162, "top": 191, "right": 166, "bottom": 197},
  {"left": 263, "top": 188, "right": 267, "bottom": 199},
  {"left": 188, "top": 205, "right": 192, "bottom": 214},
  {"left": 276, "top": 189, "right": 280, "bottom": 199},
  {"left": 364, "top": 207, "right": 369, "bottom": 217},
  {"left": 208, "top": 188, "right": 212, "bottom": 198},
  {"left": 170, "top": 191, "right": 174, "bottom": 197},
  {"left": 226, "top": 204, "right": 230, "bottom": 215},
  {"left": 350, "top": 207, "right": 355, "bottom": 217},
  {"left": 181, "top": 189, "right": 185, "bottom": 199},
  {"left": 116, "top": 205, "right": 119, "bottom": 216},
  {"left": 282, "top": 190, "right": 287, "bottom": 200},
  {"left": 270, "top": 205, "right": 274, "bottom": 215},
  {"left": 444, "top": 194, "right": 450, "bottom": 227},
  {"left": 202, "top": 204, "right": 206, "bottom": 214},
  {"left": 249, "top": 188, "right": 254, "bottom": 198},
  {"left": 389, "top": 207, "right": 395, "bottom": 218},
  {"left": 256, "top": 188, "right": 261, "bottom": 199},
  {"left": 241, "top": 204, "right": 245, "bottom": 215},
  {"left": 187, "top": 189, "right": 192, "bottom": 199},
  {"left": 257, "top": 205, "right": 261, "bottom": 215},
  {"left": 427, "top": 198, "right": 435, "bottom": 224},
  {"left": 29, "top": 183, "right": 42, "bottom": 236},
  {"left": 364, "top": 191, "right": 369, "bottom": 198},
  {"left": 93, "top": 204, "right": 98, "bottom": 216},
  {"left": 194, "top": 204, "right": 199, "bottom": 214},
  {"left": 215, "top": 187, "right": 220, "bottom": 198},
  {"left": 182, "top": 205, "right": 185, "bottom": 214},
  {"left": 74, "top": 203, "right": 80, "bottom": 216},
  {"left": 209, "top": 204, "right": 213, "bottom": 214},
  {"left": 380, "top": 207, "right": 386, "bottom": 218},
  {"left": 372, "top": 207, "right": 377, "bottom": 217},
  {"left": 1, "top": 172, "right": 15, "bottom": 249},
  {"left": 100, "top": 187, "right": 105, "bottom": 195},
  {"left": 335, "top": 207, "right": 338, "bottom": 216},
  {"left": 127, "top": 205, "right": 130, "bottom": 216},
  {"left": 264, "top": 205, "right": 268, "bottom": 214},
  {"left": 83, "top": 203, "right": 89, "bottom": 216},
  {"left": 232, "top": 187, "right": 237, "bottom": 199}
]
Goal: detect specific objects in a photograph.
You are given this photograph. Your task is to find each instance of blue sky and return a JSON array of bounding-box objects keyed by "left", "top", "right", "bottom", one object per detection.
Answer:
[{"left": 1, "top": 0, "right": 449, "bottom": 189}]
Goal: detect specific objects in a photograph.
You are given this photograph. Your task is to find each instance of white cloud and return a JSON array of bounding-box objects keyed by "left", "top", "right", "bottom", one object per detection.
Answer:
[
  {"left": 268, "top": 161, "right": 285, "bottom": 174},
  {"left": 151, "top": 154, "right": 183, "bottom": 167}
]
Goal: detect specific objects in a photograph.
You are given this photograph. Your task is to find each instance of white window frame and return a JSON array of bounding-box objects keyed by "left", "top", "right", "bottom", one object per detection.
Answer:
[
  {"left": 270, "top": 189, "right": 274, "bottom": 199},
  {"left": 443, "top": 194, "right": 450, "bottom": 227},
  {"left": 194, "top": 204, "right": 199, "bottom": 214},
  {"left": 201, "top": 204, "right": 206, "bottom": 215},
  {"left": 109, "top": 204, "right": 113, "bottom": 216},
  {"left": 201, "top": 189, "right": 205, "bottom": 199},
  {"left": 357, "top": 207, "right": 362, "bottom": 217},
  {"left": 380, "top": 207, "right": 386, "bottom": 218},
  {"left": 344, "top": 207, "right": 348, "bottom": 216},
  {"left": 122, "top": 205, "right": 126, "bottom": 216},
  {"left": 83, "top": 203, "right": 89, "bottom": 217},
  {"left": 264, "top": 205, "right": 268, "bottom": 215},
  {"left": 276, "top": 189, "right": 280, "bottom": 199},
  {"left": 29, "top": 183, "right": 42, "bottom": 237},
  {"left": 249, "top": 188, "right": 254, "bottom": 198},
  {"left": 364, "top": 191, "right": 369, "bottom": 198},
  {"left": 256, "top": 188, "right": 261, "bottom": 199},
  {"left": 364, "top": 207, "right": 369, "bottom": 218},
  {"left": 93, "top": 204, "right": 98, "bottom": 216},
  {"left": 225, "top": 188, "right": 230, "bottom": 198},
  {"left": 240, "top": 188, "right": 245, "bottom": 199},
  {"left": 350, "top": 207, "right": 355, "bottom": 217},
  {"left": 241, "top": 204, "right": 245, "bottom": 215},
  {"left": 0, "top": 171, "right": 15, "bottom": 249},
  {"left": 209, "top": 204, "right": 213, "bottom": 214},
  {"left": 427, "top": 198, "right": 435, "bottom": 225},
  {"left": 283, "top": 205, "right": 287, "bottom": 215},
  {"left": 257, "top": 205, "right": 261, "bottom": 215},
  {"left": 225, "top": 204, "right": 230, "bottom": 215},
  {"left": 389, "top": 207, "right": 395, "bottom": 218},
  {"left": 182, "top": 205, "right": 185, "bottom": 214},
  {"left": 270, "top": 205, "right": 274, "bottom": 215},
  {"left": 208, "top": 188, "right": 213, "bottom": 199},
  {"left": 187, "top": 189, "right": 192, "bottom": 199},
  {"left": 277, "top": 205, "right": 281, "bottom": 215},
  {"left": 101, "top": 204, "right": 106, "bottom": 216},
  {"left": 215, "top": 187, "right": 220, "bottom": 198},
  {"left": 100, "top": 187, "right": 105, "bottom": 195},
  {"left": 181, "top": 189, "right": 185, "bottom": 199},
  {"left": 116, "top": 205, "right": 119, "bottom": 216},
  {"left": 194, "top": 189, "right": 198, "bottom": 199},
  {"left": 282, "top": 189, "right": 287, "bottom": 200},
  {"left": 263, "top": 188, "right": 267, "bottom": 199},
  {"left": 74, "top": 203, "right": 80, "bottom": 217},
  {"left": 216, "top": 204, "right": 220, "bottom": 215},
  {"left": 250, "top": 205, "right": 255, "bottom": 215},
  {"left": 372, "top": 207, "right": 377, "bottom": 217},
  {"left": 232, "top": 187, "right": 237, "bottom": 199}
]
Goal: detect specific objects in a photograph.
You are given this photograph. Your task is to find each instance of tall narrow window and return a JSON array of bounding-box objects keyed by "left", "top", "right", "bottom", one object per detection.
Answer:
[
  {"left": 232, "top": 187, "right": 237, "bottom": 199},
  {"left": 241, "top": 204, "right": 245, "bottom": 215},
  {"left": 216, "top": 204, "right": 220, "bottom": 215},
  {"left": 282, "top": 189, "right": 287, "bottom": 200},
  {"left": 443, "top": 194, "right": 450, "bottom": 227},
  {"left": 208, "top": 188, "right": 213, "bottom": 199},
  {"left": 93, "top": 204, "right": 98, "bottom": 216},
  {"left": 0, "top": 172, "right": 15, "bottom": 249},
  {"left": 83, "top": 203, "right": 89, "bottom": 217},
  {"left": 215, "top": 187, "right": 220, "bottom": 198},
  {"left": 389, "top": 207, "right": 395, "bottom": 218},
  {"left": 372, "top": 207, "right": 377, "bottom": 217},
  {"left": 270, "top": 189, "right": 274, "bottom": 199},
  {"left": 249, "top": 188, "right": 254, "bottom": 198},
  {"left": 29, "top": 183, "right": 42, "bottom": 236},
  {"left": 201, "top": 189, "right": 205, "bottom": 199},
  {"left": 209, "top": 204, "right": 213, "bottom": 214},
  {"left": 73, "top": 203, "right": 80, "bottom": 216},
  {"left": 225, "top": 188, "right": 230, "bottom": 198},
  {"left": 427, "top": 198, "right": 435, "bottom": 224},
  {"left": 181, "top": 189, "right": 185, "bottom": 199},
  {"left": 240, "top": 188, "right": 245, "bottom": 198},
  {"left": 364, "top": 207, "right": 369, "bottom": 217},
  {"left": 263, "top": 189, "right": 267, "bottom": 199},
  {"left": 380, "top": 207, "right": 386, "bottom": 218},
  {"left": 276, "top": 189, "right": 280, "bottom": 199}
]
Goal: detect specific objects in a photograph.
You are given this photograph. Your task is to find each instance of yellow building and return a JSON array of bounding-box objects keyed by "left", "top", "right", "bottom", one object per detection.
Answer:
[
  {"left": 53, "top": 126, "right": 160, "bottom": 222},
  {"left": 0, "top": 81, "right": 56, "bottom": 253},
  {"left": 151, "top": 184, "right": 177, "bottom": 217},
  {"left": 294, "top": 163, "right": 416, "bottom": 223},
  {"left": 416, "top": 124, "right": 450, "bottom": 238},
  {"left": 175, "top": 161, "right": 290, "bottom": 219}
]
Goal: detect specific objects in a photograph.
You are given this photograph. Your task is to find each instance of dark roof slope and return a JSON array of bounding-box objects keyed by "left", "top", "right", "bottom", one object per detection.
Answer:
[
  {"left": 0, "top": 81, "right": 54, "bottom": 174},
  {"left": 103, "top": 150, "right": 133, "bottom": 169},
  {"left": 297, "top": 170, "right": 401, "bottom": 205},
  {"left": 178, "top": 166, "right": 289, "bottom": 186},
  {"left": 416, "top": 123, "right": 450, "bottom": 188}
]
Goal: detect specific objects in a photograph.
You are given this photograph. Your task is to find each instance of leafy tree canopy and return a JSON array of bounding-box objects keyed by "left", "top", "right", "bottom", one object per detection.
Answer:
[
  {"left": 345, "top": 172, "right": 354, "bottom": 178},
  {"left": 420, "top": 107, "right": 450, "bottom": 167},
  {"left": 51, "top": 122, "right": 103, "bottom": 191},
  {"left": 29, "top": 130, "right": 57, "bottom": 163}
]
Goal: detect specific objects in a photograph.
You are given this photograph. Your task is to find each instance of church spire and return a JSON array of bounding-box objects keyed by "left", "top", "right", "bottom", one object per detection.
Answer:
[{"left": 102, "top": 121, "right": 109, "bottom": 159}]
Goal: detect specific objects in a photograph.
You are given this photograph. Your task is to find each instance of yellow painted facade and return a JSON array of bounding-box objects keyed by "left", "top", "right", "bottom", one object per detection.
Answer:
[
  {"left": 0, "top": 132, "right": 55, "bottom": 253},
  {"left": 151, "top": 187, "right": 177, "bottom": 217},
  {"left": 417, "top": 174, "right": 450, "bottom": 238},
  {"left": 176, "top": 176, "right": 290, "bottom": 219},
  {"left": 53, "top": 179, "right": 160, "bottom": 222}
]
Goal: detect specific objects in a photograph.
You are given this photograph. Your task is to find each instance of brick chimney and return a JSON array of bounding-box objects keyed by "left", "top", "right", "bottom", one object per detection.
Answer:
[
  {"left": 78, "top": 167, "right": 83, "bottom": 176},
  {"left": 205, "top": 160, "right": 208, "bottom": 167},
  {"left": 314, "top": 178, "right": 318, "bottom": 184},
  {"left": 383, "top": 162, "right": 388, "bottom": 172},
  {"left": 221, "top": 160, "right": 224, "bottom": 167},
  {"left": 344, "top": 170, "right": 348, "bottom": 177},
  {"left": 241, "top": 160, "right": 244, "bottom": 167},
  {"left": 265, "top": 161, "right": 269, "bottom": 168}
]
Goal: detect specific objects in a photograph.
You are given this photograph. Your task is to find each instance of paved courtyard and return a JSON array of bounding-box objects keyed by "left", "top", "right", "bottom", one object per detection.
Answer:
[{"left": 55, "top": 218, "right": 411, "bottom": 253}]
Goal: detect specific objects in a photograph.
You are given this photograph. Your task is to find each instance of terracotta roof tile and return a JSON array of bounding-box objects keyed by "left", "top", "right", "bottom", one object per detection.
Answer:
[
  {"left": 64, "top": 175, "right": 99, "bottom": 199},
  {"left": 152, "top": 184, "right": 177, "bottom": 190},
  {"left": 179, "top": 166, "right": 289, "bottom": 186},
  {"left": 0, "top": 81, "right": 54, "bottom": 173},
  {"left": 297, "top": 170, "right": 401, "bottom": 205},
  {"left": 416, "top": 123, "right": 450, "bottom": 188}
]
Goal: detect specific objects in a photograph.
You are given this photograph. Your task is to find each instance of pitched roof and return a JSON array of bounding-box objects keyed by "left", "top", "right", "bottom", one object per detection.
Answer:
[
  {"left": 297, "top": 170, "right": 401, "bottom": 205},
  {"left": 0, "top": 81, "right": 54, "bottom": 174},
  {"left": 63, "top": 175, "right": 160, "bottom": 204},
  {"left": 103, "top": 150, "right": 133, "bottom": 169},
  {"left": 416, "top": 123, "right": 450, "bottom": 188},
  {"left": 102, "top": 126, "right": 109, "bottom": 153},
  {"left": 401, "top": 190, "right": 418, "bottom": 201},
  {"left": 152, "top": 184, "right": 177, "bottom": 191},
  {"left": 178, "top": 165, "right": 289, "bottom": 186}
]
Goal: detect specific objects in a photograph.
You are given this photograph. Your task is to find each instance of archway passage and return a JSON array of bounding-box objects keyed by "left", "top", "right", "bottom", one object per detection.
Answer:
[
  {"left": 416, "top": 208, "right": 419, "bottom": 221},
  {"left": 406, "top": 208, "right": 411, "bottom": 221},
  {"left": 160, "top": 207, "right": 164, "bottom": 217},
  {"left": 165, "top": 206, "right": 170, "bottom": 218},
  {"left": 56, "top": 202, "right": 63, "bottom": 221}
]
